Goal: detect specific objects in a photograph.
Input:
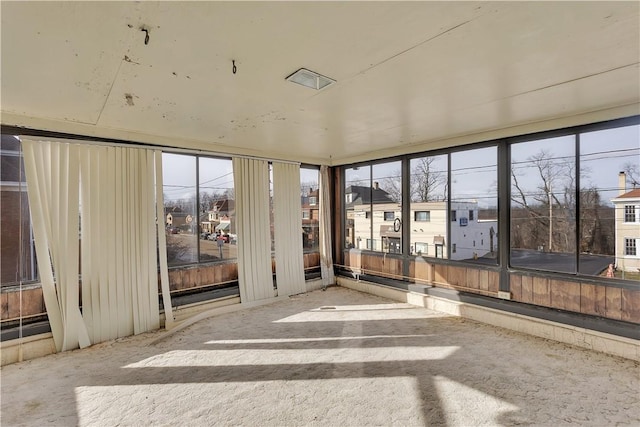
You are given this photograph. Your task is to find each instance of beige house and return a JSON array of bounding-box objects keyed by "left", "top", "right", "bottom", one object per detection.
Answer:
[{"left": 611, "top": 172, "right": 640, "bottom": 273}]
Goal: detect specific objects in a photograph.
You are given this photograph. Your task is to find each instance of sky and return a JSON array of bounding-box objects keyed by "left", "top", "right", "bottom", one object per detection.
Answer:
[
  {"left": 157, "top": 124, "right": 638, "bottom": 204},
  {"left": 344, "top": 123, "right": 639, "bottom": 209},
  {"left": 162, "top": 153, "right": 319, "bottom": 202}
]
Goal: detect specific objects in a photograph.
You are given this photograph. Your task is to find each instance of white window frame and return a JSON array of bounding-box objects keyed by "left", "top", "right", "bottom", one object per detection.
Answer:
[
  {"left": 624, "top": 205, "right": 639, "bottom": 223},
  {"left": 624, "top": 238, "right": 639, "bottom": 257}
]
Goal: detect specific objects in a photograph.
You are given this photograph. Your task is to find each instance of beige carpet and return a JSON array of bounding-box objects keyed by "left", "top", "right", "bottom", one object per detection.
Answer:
[{"left": 1, "top": 286, "right": 638, "bottom": 426}]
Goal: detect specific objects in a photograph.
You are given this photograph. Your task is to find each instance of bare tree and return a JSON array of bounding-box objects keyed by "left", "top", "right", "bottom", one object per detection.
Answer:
[
  {"left": 381, "top": 158, "right": 446, "bottom": 203},
  {"left": 511, "top": 149, "right": 576, "bottom": 253},
  {"left": 622, "top": 162, "right": 640, "bottom": 188},
  {"left": 381, "top": 173, "right": 402, "bottom": 203},
  {"left": 411, "top": 157, "right": 447, "bottom": 202}
]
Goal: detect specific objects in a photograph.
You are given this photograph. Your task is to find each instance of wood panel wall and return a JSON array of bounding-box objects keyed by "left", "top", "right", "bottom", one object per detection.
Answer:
[
  {"left": 166, "top": 262, "right": 239, "bottom": 292},
  {"left": 509, "top": 273, "right": 640, "bottom": 323},
  {"left": 1, "top": 286, "right": 45, "bottom": 321},
  {"left": 341, "top": 249, "right": 639, "bottom": 324}
]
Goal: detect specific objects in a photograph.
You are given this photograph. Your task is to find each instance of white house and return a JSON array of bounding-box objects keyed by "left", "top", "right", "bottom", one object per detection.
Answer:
[
  {"left": 611, "top": 172, "right": 640, "bottom": 273},
  {"left": 350, "top": 200, "right": 497, "bottom": 260}
]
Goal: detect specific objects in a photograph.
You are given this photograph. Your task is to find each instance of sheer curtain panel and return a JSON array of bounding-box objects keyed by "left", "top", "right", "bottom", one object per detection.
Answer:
[
  {"left": 273, "top": 162, "right": 305, "bottom": 296},
  {"left": 22, "top": 140, "right": 90, "bottom": 351},
  {"left": 22, "top": 139, "right": 165, "bottom": 352},
  {"left": 232, "top": 157, "right": 274, "bottom": 302},
  {"left": 319, "top": 165, "right": 335, "bottom": 288}
]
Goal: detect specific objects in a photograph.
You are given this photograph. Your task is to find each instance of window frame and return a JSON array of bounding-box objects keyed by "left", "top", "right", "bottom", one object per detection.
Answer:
[
  {"left": 163, "top": 152, "right": 238, "bottom": 268},
  {"left": 414, "top": 211, "right": 431, "bottom": 222},
  {"left": 338, "top": 115, "right": 640, "bottom": 286},
  {"left": 624, "top": 238, "right": 638, "bottom": 257},
  {"left": 624, "top": 205, "right": 637, "bottom": 223}
]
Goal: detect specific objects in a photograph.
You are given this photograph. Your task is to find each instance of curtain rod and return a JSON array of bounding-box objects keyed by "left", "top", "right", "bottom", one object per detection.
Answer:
[{"left": 8, "top": 125, "right": 301, "bottom": 165}]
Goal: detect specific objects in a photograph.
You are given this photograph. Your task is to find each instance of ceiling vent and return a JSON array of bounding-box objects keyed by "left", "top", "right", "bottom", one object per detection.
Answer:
[{"left": 285, "top": 68, "right": 335, "bottom": 90}]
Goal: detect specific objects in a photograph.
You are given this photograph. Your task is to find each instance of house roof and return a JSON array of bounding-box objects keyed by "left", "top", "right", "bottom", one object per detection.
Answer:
[
  {"left": 346, "top": 185, "right": 395, "bottom": 206},
  {"left": 617, "top": 188, "right": 640, "bottom": 199},
  {"left": 612, "top": 188, "right": 640, "bottom": 202}
]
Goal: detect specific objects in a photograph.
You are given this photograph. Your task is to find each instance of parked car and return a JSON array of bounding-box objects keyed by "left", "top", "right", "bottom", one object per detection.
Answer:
[
  {"left": 168, "top": 227, "right": 180, "bottom": 234},
  {"left": 209, "top": 233, "right": 230, "bottom": 243},
  {"left": 200, "top": 232, "right": 210, "bottom": 240}
]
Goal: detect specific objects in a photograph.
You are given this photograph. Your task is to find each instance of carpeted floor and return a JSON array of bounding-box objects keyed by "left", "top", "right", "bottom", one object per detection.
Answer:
[{"left": 1, "top": 286, "right": 638, "bottom": 426}]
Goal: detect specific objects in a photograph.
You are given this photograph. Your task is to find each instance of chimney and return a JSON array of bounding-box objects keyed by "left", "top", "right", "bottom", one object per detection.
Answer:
[
  {"left": 373, "top": 181, "right": 379, "bottom": 190},
  {"left": 619, "top": 171, "right": 627, "bottom": 196}
]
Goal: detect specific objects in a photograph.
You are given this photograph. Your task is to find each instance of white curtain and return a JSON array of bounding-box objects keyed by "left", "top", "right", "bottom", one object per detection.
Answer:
[
  {"left": 232, "top": 157, "right": 274, "bottom": 302},
  {"left": 319, "top": 165, "right": 335, "bottom": 288},
  {"left": 22, "top": 139, "right": 166, "bottom": 352},
  {"left": 155, "top": 151, "right": 174, "bottom": 329},
  {"left": 22, "top": 140, "right": 90, "bottom": 351},
  {"left": 273, "top": 162, "right": 306, "bottom": 296}
]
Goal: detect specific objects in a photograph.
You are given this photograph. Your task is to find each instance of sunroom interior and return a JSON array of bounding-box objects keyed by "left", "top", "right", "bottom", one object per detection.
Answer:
[{"left": 1, "top": 1, "right": 639, "bottom": 364}]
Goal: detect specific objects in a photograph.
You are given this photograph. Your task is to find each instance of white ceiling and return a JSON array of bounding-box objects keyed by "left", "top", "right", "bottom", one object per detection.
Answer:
[{"left": 2, "top": 1, "right": 639, "bottom": 165}]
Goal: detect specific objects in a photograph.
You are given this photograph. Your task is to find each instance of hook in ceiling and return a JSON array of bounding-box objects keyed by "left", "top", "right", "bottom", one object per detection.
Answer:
[{"left": 141, "top": 28, "right": 149, "bottom": 45}]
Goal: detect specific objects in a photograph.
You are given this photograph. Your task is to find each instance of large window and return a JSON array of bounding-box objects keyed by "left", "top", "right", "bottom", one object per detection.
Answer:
[
  {"left": 163, "top": 153, "right": 198, "bottom": 265},
  {"left": 345, "top": 166, "right": 371, "bottom": 250},
  {"left": 372, "top": 162, "right": 402, "bottom": 253},
  {"left": 580, "top": 125, "right": 639, "bottom": 277},
  {"left": 510, "top": 135, "right": 576, "bottom": 273},
  {"left": 163, "top": 153, "right": 236, "bottom": 266},
  {"left": 451, "top": 146, "right": 498, "bottom": 263},
  {"left": 340, "top": 119, "right": 639, "bottom": 284},
  {"left": 300, "top": 167, "right": 320, "bottom": 252},
  {"left": 410, "top": 154, "right": 447, "bottom": 258},
  {"left": 198, "top": 157, "right": 236, "bottom": 262},
  {"left": 344, "top": 162, "right": 401, "bottom": 253},
  {"left": 1, "top": 135, "right": 37, "bottom": 286}
]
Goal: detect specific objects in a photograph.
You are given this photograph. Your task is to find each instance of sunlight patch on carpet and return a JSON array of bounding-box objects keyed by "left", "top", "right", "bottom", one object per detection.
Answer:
[
  {"left": 433, "top": 375, "right": 520, "bottom": 425},
  {"left": 124, "top": 346, "right": 460, "bottom": 368}
]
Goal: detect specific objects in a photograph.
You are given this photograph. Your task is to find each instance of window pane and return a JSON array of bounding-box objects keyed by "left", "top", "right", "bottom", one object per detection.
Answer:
[
  {"left": 410, "top": 154, "right": 447, "bottom": 258},
  {"left": 451, "top": 147, "right": 498, "bottom": 263},
  {"left": 1, "top": 135, "right": 37, "bottom": 285},
  {"left": 581, "top": 124, "right": 639, "bottom": 280},
  {"left": 372, "top": 161, "right": 402, "bottom": 253},
  {"left": 345, "top": 166, "right": 371, "bottom": 249},
  {"left": 301, "top": 167, "right": 319, "bottom": 253},
  {"left": 510, "top": 136, "right": 576, "bottom": 273},
  {"left": 199, "top": 157, "right": 235, "bottom": 262},
  {"left": 163, "top": 153, "right": 198, "bottom": 265}
]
